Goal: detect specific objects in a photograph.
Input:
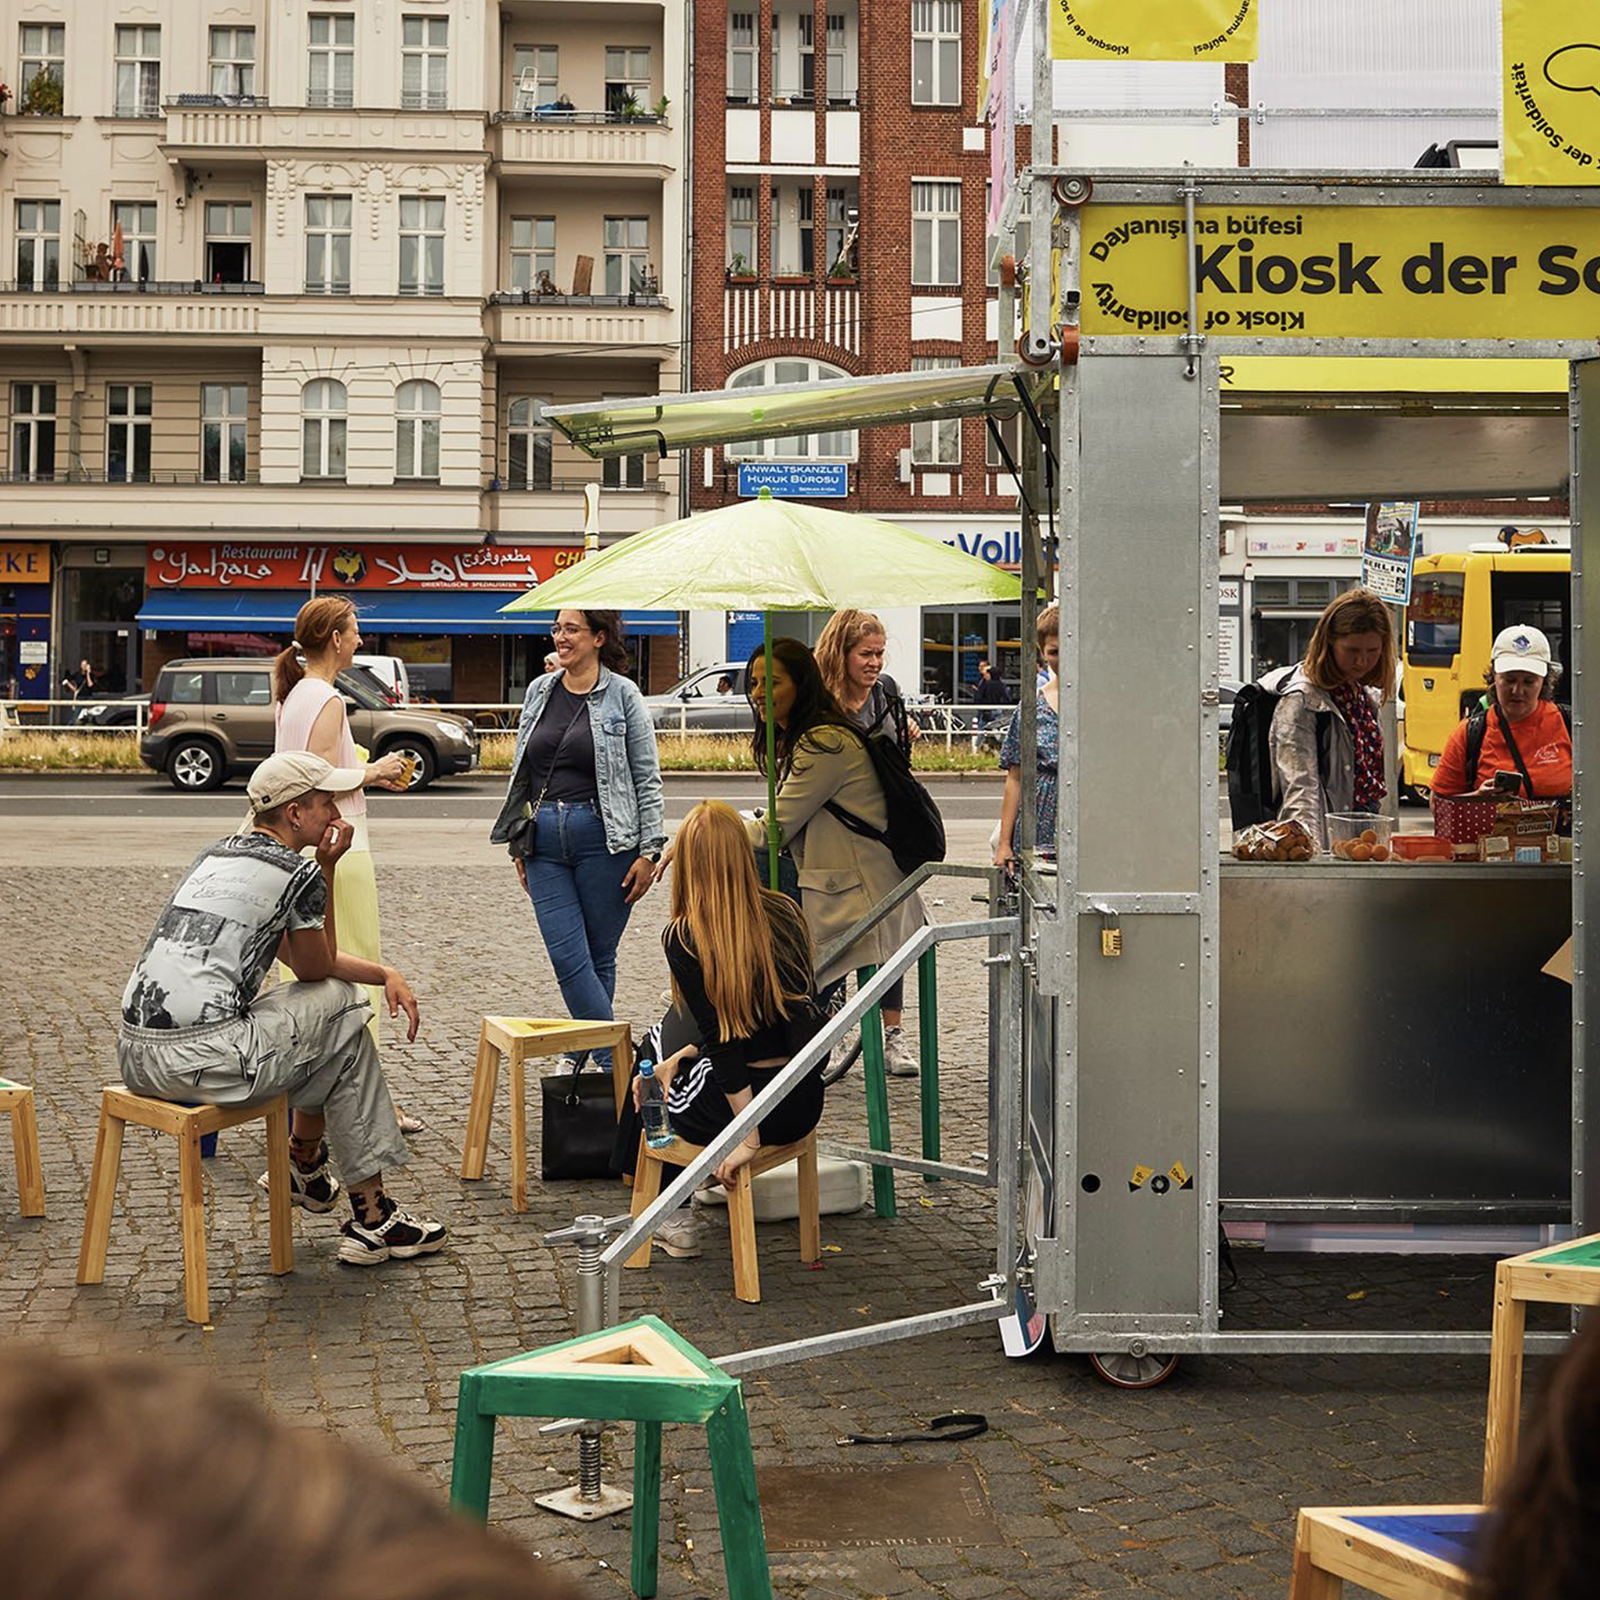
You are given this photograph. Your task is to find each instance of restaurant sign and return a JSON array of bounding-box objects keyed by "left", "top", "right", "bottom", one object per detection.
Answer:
[{"left": 146, "top": 542, "right": 584, "bottom": 591}]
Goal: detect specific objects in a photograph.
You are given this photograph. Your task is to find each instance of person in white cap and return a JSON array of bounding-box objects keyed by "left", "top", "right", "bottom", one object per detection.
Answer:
[
  {"left": 1431, "top": 624, "right": 1571, "bottom": 801},
  {"left": 117, "top": 751, "right": 446, "bottom": 1266}
]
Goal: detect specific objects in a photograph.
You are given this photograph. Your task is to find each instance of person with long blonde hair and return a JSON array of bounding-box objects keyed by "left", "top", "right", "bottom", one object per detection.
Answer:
[
  {"left": 614, "top": 801, "right": 825, "bottom": 1259},
  {"left": 273, "top": 596, "right": 422, "bottom": 1134}
]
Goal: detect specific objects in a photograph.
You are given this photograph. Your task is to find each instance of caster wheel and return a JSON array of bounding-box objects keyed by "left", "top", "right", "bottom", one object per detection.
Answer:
[
  {"left": 1088, "top": 1350, "right": 1180, "bottom": 1389},
  {"left": 1053, "top": 175, "right": 1095, "bottom": 208}
]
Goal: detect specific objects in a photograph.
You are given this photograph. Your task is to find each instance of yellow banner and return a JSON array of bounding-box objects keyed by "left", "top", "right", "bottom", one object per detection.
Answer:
[
  {"left": 1503, "top": 0, "right": 1600, "bottom": 186},
  {"left": 1082, "top": 204, "right": 1600, "bottom": 340},
  {"left": 1051, "top": 0, "right": 1256, "bottom": 63}
]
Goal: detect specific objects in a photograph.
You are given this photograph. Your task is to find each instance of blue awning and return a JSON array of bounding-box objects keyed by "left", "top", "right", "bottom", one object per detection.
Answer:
[{"left": 136, "top": 590, "right": 679, "bottom": 636}]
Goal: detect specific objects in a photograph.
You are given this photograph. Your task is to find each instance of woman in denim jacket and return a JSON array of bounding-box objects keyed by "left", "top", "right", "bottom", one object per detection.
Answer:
[{"left": 491, "top": 609, "right": 666, "bottom": 1067}]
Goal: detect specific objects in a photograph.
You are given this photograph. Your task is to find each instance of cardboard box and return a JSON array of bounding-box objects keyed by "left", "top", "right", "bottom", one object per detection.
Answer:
[{"left": 1487, "top": 800, "right": 1562, "bottom": 862}]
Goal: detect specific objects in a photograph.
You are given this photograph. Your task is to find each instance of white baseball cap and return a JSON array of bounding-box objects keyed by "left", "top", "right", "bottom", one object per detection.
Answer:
[
  {"left": 1491, "top": 625, "right": 1554, "bottom": 678},
  {"left": 247, "top": 751, "right": 365, "bottom": 814}
]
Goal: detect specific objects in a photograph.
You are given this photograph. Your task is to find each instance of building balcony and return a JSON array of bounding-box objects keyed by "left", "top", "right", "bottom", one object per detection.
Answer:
[
  {"left": 490, "top": 478, "right": 676, "bottom": 538},
  {"left": 492, "top": 112, "right": 674, "bottom": 177},
  {"left": 0, "top": 477, "right": 484, "bottom": 539},
  {"left": 487, "top": 293, "right": 675, "bottom": 357},
  {"left": 0, "top": 281, "right": 264, "bottom": 341},
  {"left": 723, "top": 281, "right": 859, "bottom": 356},
  {"left": 161, "top": 101, "right": 489, "bottom": 163}
]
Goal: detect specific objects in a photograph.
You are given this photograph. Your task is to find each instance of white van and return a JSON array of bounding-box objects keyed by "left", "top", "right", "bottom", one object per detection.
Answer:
[{"left": 352, "top": 653, "right": 412, "bottom": 705}]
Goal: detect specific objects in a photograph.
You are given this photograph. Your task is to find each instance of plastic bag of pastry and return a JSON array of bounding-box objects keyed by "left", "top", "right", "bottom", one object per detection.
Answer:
[{"left": 1232, "top": 818, "right": 1317, "bottom": 863}]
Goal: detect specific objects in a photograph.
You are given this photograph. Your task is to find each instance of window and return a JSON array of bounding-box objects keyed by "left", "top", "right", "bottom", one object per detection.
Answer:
[
  {"left": 511, "top": 45, "right": 558, "bottom": 114},
  {"left": 603, "top": 216, "right": 649, "bottom": 295},
  {"left": 305, "top": 195, "right": 352, "bottom": 292},
  {"left": 726, "top": 359, "right": 855, "bottom": 459},
  {"left": 911, "top": 0, "right": 960, "bottom": 107},
  {"left": 728, "top": 12, "right": 757, "bottom": 104},
  {"left": 798, "top": 13, "right": 815, "bottom": 96},
  {"left": 911, "top": 180, "right": 960, "bottom": 285},
  {"left": 826, "top": 12, "right": 852, "bottom": 103},
  {"left": 204, "top": 202, "right": 252, "bottom": 283},
  {"left": 19, "top": 23, "right": 65, "bottom": 112},
  {"left": 825, "top": 186, "right": 856, "bottom": 276},
  {"left": 10, "top": 383, "right": 56, "bottom": 481},
  {"left": 302, "top": 379, "right": 347, "bottom": 479},
  {"left": 603, "top": 451, "right": 646, "bottom": 489},
  {"left": 213, "top": 671, "right": 271, "bottom": 706},
  {"left": 727, "top": 186, "right": 756, "bottom": 272},
  {"left": 201, "top": 384, "right": 248, "bottom": 483},
  {"left": 107, "top": 384, "right": 153, "bottom": 483},
  {"left": 15, "top": 201, "right": 60, "bottom": 290},
  {"left": 114, "top": 25, "right": 161, "bottom": 117},
  {"left": 396, "top": 380, "right": 440, "bottom": 479},
  {"left": 771, "top": 184, "right": 813, "bottom": 275},
  {"left": 209, "top": 27, "right": 255, "bottom": 98},
  {"left": 308, "top": 14, "right": 355, "bottom": 107},
  {"left": 1407, "top": 573, "right": 1465, "bottom": 666},
  {"left": 985, "top": 411, "right": 1021, "bottom": 471},
  {"left": 604, "top": 46, "right": 651, "bottom": 116},
  {"left": 401, "top": 15, "right": 448, "bottom": 109},
  {"left": 509, "top": 216, "right": 556, "bottom": 292},
  {"left": 910, "top": 356, "right": 960, "bottom": 466},
  {"left": 506, "top": 398, "right": 552, "bottom": 489},
  {"left": 398, "top": 195, "right": 445, "bottom": 295},
  {"left": 111, "top": 201, "right": 158, "bottom": 282}
]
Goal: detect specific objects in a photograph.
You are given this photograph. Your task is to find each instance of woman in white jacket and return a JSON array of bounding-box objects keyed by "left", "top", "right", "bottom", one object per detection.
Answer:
[{"left": 1268, "top": 588, "right": 1396, "bottom": 847}]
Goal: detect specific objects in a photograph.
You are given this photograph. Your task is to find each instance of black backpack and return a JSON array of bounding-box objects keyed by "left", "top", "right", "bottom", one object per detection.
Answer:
[
  {"left": 1462, "top": 700, "right": 1570, "bottom": 791},
  {"left": 1225, "top": 673, "right": 1332, "bottom": 830},
  {"left": 825, "top": 724, "right": 947, "bottom": 877}
]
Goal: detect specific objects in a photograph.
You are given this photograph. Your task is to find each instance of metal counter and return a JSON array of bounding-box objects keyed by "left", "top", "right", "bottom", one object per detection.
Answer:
[{"left": 1220, "top": 862, "right": 1571, "bottom": 1220}]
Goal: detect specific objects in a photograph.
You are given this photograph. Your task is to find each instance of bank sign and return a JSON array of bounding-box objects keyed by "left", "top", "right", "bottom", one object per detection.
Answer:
[
  {"left": 1082, "top": 206, "right": 1600, "bottom": 339},
  {"left": 146, "top": 542, "right": 583, "bottom": 591},
  {"left": 942, "top": 527, "right": 1025, "bottom": 567}
]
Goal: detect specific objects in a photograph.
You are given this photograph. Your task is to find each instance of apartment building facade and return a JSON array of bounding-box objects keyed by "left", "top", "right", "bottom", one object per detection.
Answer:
[
  {"left": 0, "top": 0, "right": 686, "bottom": 703},
  {"left": 683, "top": 0, "right": 1033, "bottom": 699}
]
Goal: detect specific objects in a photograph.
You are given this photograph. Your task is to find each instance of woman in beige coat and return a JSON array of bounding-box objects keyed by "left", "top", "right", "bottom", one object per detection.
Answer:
[{"left": 741, "top": 638, "right": 924, "bottom": 996}]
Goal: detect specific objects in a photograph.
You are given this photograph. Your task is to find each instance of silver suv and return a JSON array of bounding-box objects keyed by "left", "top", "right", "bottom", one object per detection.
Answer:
[{"left": 140, "top": 658, "right": 477, "bottom": 792}]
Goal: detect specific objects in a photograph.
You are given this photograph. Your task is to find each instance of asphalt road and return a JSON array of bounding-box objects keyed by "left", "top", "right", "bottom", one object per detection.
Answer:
[{"left": 0, "top": 770, "right": 1008, "bottom": 823}]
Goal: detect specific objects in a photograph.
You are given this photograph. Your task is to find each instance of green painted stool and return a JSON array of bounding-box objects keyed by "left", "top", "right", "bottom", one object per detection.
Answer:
[{"left": 450, "top": 1315, "right": 772, "bottom": 1600}]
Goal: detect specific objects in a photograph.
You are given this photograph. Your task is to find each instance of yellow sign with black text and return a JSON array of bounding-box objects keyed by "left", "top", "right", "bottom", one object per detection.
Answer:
[
  {"left": 1082, "top": 205, "right": 1600, "bottom": 340},
  {"left": 1502, "top": 0, "right": 1600, "bottom": 186},
  {"left": 1051, "top": 0, "right": 1255, "bottom": 63}
]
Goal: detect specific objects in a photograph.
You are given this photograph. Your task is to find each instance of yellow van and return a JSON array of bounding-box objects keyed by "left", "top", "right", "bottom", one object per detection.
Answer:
[{"left": 1401, "top": 548, "right": 1569, "bottom": 795}]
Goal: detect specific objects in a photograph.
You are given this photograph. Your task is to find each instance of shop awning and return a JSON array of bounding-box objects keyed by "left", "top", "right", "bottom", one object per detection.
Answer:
[{"left": 136, "top": 590, "right": 678, "bottom": 635}]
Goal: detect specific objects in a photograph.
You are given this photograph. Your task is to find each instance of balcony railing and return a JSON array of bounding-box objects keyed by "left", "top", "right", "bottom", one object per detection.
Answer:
[
  {"left": 490, "top": 290, "right": 666, "bottom": 308},
  {"left": 0, "top": 279, "right": 265, "bottom": 296},
  {"left": 489, "top": 475, "right": 660, "bottom": 493},
  {"left": 493, "top": 108, "right": 666, "bottom": 126},
  {"left": 171, "top": 93, "right": 268, "bottom": 107},
  {"left": 723, "top": 281, "right": 859, "bottom": 354},
  {"left": 0, "top": 470, "right": 264, "bottom": 486}
]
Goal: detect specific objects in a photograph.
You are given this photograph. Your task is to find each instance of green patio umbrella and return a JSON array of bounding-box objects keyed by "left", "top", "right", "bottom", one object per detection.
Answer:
[{"left": 501, "top": 487, "right": 1025, "bottom": 885}]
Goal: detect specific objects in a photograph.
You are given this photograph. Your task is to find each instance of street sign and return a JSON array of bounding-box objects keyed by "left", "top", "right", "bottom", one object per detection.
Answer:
[{"left": 736, "top": 462, "right": 848, "bottom": 499}]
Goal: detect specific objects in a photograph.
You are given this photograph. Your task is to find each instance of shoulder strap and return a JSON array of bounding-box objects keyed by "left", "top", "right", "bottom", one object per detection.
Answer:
[
  {"left": 1463, "top": 709, "right": 1490, "bottom": 790},
  {"left": 1493, "top": 702, "right": 1536, "bottom": 798}
]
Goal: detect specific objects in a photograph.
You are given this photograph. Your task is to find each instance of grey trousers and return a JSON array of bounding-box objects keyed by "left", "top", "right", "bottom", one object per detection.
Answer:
[{"left": 118, "top": 979, "right": 408, "bottom": 1188}]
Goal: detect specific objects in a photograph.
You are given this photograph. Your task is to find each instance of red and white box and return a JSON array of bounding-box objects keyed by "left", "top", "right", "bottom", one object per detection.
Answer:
[{"left": 1431, "top": 796, "right": 1497, "bottom": 844}]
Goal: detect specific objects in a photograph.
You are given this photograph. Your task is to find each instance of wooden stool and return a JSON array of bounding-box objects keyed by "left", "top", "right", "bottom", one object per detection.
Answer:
[
  {"left": 1288, "top": 1505, "right": 1479, "bottom": 1598},
  {"left": 459, "top": 1017, "right": 632, "bottom": 1212},
  {"left": 76, "top": 1087, "right": 293, "bottom": 1325},
  {"left": 1482, "top": 1229, "right": 1600, "bottom": 1498},
  {"left": 0, "top": 1079, "right": 45, "bottom": 1218},
  {"left": 451, "top": 1315, "right": 771, "bottom": 1600},
  {"left": 626, "top": 1130, "right": 820, "bottom": 1304}
]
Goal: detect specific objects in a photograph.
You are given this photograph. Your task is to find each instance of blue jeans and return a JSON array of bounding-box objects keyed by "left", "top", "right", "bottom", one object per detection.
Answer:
[{"left": 523, "top": 800, "right": 639, "bottom": 1068}]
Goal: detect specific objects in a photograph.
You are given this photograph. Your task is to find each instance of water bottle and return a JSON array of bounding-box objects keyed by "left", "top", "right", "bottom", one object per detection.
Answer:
[{"left": 638, "top": 1060, "right": 674, "bottom": 1150}]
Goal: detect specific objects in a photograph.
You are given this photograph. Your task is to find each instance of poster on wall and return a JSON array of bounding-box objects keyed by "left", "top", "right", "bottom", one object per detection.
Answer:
[
  {"left": 1051, "top": 0, "right": 1256, "bottom": 63},
  {"left": 1362, "top": 502, "right": 1421, "bottom": 605},
  {"left": 1502, "top": 0, "right": 1600, "bottom": 186}
]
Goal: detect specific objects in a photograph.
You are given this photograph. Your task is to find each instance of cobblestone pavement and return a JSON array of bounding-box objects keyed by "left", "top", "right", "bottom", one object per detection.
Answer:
[{"left": 0, "top": 812, "right": 1559, "bottom": 1598}]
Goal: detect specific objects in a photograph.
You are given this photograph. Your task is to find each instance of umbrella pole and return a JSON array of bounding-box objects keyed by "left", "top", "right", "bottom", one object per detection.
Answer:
[{"left": 764, "top": 611, "right": 779, "bottom": 891}]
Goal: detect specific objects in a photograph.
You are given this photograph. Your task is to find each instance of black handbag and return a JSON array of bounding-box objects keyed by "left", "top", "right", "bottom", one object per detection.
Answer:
[{"left": 539, "top": 1062, "right": 619, "bottom": 1181}]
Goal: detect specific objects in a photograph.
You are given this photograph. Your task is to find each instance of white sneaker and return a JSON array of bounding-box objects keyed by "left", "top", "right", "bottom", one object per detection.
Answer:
[
  {"left": 654, "top": 1208, "right": 702, "bottom": 1258},
  {"left": 883, "top": 1025, "right": 919, "bottom": 1078}
]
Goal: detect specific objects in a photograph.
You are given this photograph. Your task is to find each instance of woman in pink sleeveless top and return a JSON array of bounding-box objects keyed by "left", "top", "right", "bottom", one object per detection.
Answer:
[{"left": 273, "top": 596, "right": 421, "bottom": 1134}]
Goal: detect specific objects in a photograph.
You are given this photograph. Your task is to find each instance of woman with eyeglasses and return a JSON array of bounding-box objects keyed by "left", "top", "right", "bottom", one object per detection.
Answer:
[{"left": 490, "top": 610, "right": 666, "bottom": 1073}]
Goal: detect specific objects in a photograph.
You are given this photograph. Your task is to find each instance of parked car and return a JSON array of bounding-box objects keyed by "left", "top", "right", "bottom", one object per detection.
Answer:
[
  {"left": 73, "top": 693, "right": 152, "bottom": 728},
  {"left": 140, "top": 657, "right": 477, "bottom": 792},
  {"left": 352, "top": 652, "right": 412, "bottom": 705},
  {"left": 643, "top": 662, "right": 751, "bottom": 732}
]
